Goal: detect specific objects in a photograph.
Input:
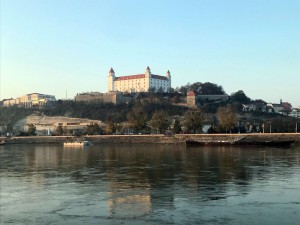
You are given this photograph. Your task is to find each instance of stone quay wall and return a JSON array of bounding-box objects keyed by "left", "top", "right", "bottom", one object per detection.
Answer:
[{"left": 1, "top": 133, "right": 300, "bottom": 145}]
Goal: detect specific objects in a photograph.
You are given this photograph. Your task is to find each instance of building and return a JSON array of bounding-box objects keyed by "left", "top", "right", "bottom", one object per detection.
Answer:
[
  {"left": 242, "top": 100, "right": 267, "bottom": 112},
  {"left": 187, "top": 91, "right": 197, "bottom": 107},
  {"left": 3, "top": 93, "right": 56, "bottom": 108},
  {"left": 75, "top": 92, "right": 128, "bottom": 104},
  {"left": 14, "top": 115, "right": 103, "bottom": 135},
  {"left": 108, "top": 66, "right": 171, "bottom": 93},
  {"left": 186, "top": 90, "right": 229, "bottom": 107},
  {"left": 290, "top": 107, "right": 300, "bottom": 118},
  {"left": 268, "top": 100, "right": 292, "bottom": 116}
]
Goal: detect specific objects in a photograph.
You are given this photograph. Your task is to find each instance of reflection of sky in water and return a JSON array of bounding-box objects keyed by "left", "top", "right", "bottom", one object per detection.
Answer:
[{"left": 0, "top": 144, "right": 300, "bottom": 224}]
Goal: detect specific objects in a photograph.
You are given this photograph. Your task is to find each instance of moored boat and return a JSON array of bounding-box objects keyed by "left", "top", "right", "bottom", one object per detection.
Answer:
[
  {"left": 186, "top": 139, "right": 295, "bottom": 147},
  {"left": 63, "top": 141, "right": 92, "bottom": 147}
]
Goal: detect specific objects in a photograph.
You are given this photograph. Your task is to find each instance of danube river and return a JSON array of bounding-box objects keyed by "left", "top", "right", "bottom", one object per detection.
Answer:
[{"left": 1, "top": 144, "right": 300, "bottom": 225}]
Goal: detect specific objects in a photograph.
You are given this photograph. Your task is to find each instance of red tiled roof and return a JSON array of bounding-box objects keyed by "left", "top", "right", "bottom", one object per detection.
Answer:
[
  {"left": 187, "top": 91, "right": 196, "bottom": 96},
  {"left": 115, "top": 74, "right": 145, "bottom": 81},
  {"left": 151, "top": 74, "right": 168, "bottom": 80},
  {"left": 114, "top": 74, "right": 168, "bottom": 81},
  {"left": 282, "top": 102, "right": 292, "bottom": 110}
]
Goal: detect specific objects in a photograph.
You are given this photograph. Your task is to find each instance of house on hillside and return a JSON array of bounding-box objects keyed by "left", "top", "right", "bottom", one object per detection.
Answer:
[
  {"left": 290, "top": 107, "right": 300, "bottom": 118},
  {"left": 267, "top": 100, "right": 292, "bottom": 116},
  {"left": 242, "top": 100, "right": 266, "bottom": 112}
]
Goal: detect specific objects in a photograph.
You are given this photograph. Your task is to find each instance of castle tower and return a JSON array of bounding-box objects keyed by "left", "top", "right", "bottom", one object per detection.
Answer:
[
  {"left": 145, "top": 66, "right": 151, "bottom": 92},
  {"left": 166, "top": 70, "right": 171, "bottom": 91},
  {"left": 108, "top": 67, "right": 115, "bottom": 92}
]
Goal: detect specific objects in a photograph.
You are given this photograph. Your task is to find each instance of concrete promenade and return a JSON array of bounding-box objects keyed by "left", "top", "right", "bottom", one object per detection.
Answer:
[{"left": 1, "top": 133, "right": 300, "bottom": 145}]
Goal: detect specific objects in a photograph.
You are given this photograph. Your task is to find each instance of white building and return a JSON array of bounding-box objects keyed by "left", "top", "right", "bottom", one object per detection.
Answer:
[
  {"left": 3, "top": 93, "right": 56, "bottom": 108},
  {"left": 108, "top": 66, "right": 171, "bottom": 93},
  {"left": 14, "top": 115, "right": 103, "bottom": 135},
  {"left": 290, "top": 108, "right": 300, "bottom": 118}
]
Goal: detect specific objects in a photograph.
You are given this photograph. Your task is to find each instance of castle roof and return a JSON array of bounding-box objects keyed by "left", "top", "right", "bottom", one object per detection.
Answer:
[
  {"left": 114, "top": 74, "right": 168, "bottom": 81},
  {"left": 151, "top": 74, "right": 168, "bottom": 80},
  {"left": 115, "top": 74, "right": 145, "bottom": 81},
  {"left": 109, "top": 68, "right": 115, "bottom": 73}
]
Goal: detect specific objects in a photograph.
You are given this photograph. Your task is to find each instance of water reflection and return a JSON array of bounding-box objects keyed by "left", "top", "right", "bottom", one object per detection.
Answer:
[{"left": 1, "top": 144, "right": 300, "bottom": 224}]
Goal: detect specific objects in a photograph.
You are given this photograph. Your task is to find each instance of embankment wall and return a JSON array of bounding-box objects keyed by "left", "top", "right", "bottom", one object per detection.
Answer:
[{"left": 1, "top": 133, "right": 300, "bottom": 145}]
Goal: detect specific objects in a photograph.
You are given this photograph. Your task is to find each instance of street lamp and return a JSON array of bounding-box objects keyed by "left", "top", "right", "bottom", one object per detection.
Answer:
[{"left": 270, "top": 122, "right": 272, "bottom": 133}]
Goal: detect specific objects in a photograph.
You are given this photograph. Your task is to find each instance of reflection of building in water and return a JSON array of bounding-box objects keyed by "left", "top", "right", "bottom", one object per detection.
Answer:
[
  {"left": 107, "top": 192, "right": 151, "bottom": 217},
  {"left": 25, "top": 146, "right": 61, "bottom": 187}
]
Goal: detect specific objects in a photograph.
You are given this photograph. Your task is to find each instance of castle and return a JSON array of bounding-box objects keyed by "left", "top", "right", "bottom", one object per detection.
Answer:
[{"left": 108, "top": 66, "right": 171, "bottom": 93}]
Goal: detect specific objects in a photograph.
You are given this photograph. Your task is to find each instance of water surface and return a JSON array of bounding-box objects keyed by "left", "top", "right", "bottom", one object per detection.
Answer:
[{"left": 1, "top": 144, "right": 300, "bottom": 225}]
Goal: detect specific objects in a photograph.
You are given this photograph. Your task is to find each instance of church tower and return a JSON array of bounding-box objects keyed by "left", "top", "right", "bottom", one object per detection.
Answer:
[{"left": 108, "top": 67, "right": 115, "bottom": 92}]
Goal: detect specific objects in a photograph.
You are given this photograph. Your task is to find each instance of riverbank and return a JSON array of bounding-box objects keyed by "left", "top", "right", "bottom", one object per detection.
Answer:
[{"left": 1, "top": 133, "right": 300, "bottom": 146}]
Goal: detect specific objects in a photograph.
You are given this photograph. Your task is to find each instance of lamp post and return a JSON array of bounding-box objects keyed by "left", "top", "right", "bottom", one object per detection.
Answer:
[
  {"left": 296, "top": 122, "right": 298, "bottom": 133},
  {"left": 270, "top": 122, "right": 272, "bottom": 133}
]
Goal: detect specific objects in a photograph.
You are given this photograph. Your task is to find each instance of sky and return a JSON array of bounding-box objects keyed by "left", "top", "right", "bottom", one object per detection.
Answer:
[{"left": 1, "top": 0, "right": 299, "bottom": 106}]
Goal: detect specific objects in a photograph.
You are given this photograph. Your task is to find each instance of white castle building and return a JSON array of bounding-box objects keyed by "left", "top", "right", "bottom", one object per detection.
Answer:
[{"left": 108, "top": 66, "right": 171, "bottom": 93}]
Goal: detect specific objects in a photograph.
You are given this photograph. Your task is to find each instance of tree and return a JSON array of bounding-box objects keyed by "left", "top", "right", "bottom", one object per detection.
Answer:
[
  {"left": 183, "top": 108, "right": 204, "bottom": 133},
  {"left": 85, "top": 122, "right": 100, "bottom": 135},
  {"left": 172, "top": 118, "right": 182, "bottom": 134},
  {"left": 171, "top": 95, "right": 180, "bottom": 104},
  {"left": 216, "top": 105, "right": 238, "bottom": 133},
  {"left": 105, "top": 121, "right": 116, "bottom": 134},
  {"left": 56, "top": 124, "right": 63, "bottom": 135},
  {"left": 149, "top": 110, "right": 170, "bottom": 133},
  {"left": 27, "top": 123, "right": 36, "bottom": 136},
  {"left": 231, "top": 90, "right": 251, "bottom": 104},
  {"left": 189, "top": 82, "right": 225, "bottom": 95},
  {"left": 63, "top": 125, "right": 68, "bottom": 135},
  {"left": 126, "top": 106, "right": 148, "bottom": 132}
]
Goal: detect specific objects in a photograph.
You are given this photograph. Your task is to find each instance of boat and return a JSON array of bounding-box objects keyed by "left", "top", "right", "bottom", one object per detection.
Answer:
[
  {"left": 63, "top": 141, "right": 92, "bottom": 147},
  {"left": 186, "top": 139, "right": 295, "bottom": 147},
  {"left": 186, "top": 140, "right": 232, "bottom": 146}
]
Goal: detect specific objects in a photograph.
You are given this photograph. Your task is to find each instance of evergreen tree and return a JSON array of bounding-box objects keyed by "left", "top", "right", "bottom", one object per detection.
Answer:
[
  {"left": 27, "top": 123, "right": 36, "bottom": 136},
  {"left": 149, "top": 110, "right": 170, "bottom": 134},
  {"left": 56, "top": 124, "right": 63, "bottom": 135},
  {"left": 172, "top": 119, "right": 182, "bottom": 134},
  {"left": 183, "top": 108, "right": 204, "bottom": 133}
]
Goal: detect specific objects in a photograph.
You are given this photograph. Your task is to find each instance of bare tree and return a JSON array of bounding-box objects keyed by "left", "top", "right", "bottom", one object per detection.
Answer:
[{"left": 216, "top": 105, "right": 237, "bottom": 133}]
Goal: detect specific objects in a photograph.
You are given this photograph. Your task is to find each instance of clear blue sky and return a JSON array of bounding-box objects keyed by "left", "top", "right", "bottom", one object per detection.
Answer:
[{"left": 1, "top": 0, "right": 299, "bottom": 106}]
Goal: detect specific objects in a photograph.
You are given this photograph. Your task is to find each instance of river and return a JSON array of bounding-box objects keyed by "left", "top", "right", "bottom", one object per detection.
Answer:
[{"left": 1, "top": 144, "right": 300, "bottom": 225}]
